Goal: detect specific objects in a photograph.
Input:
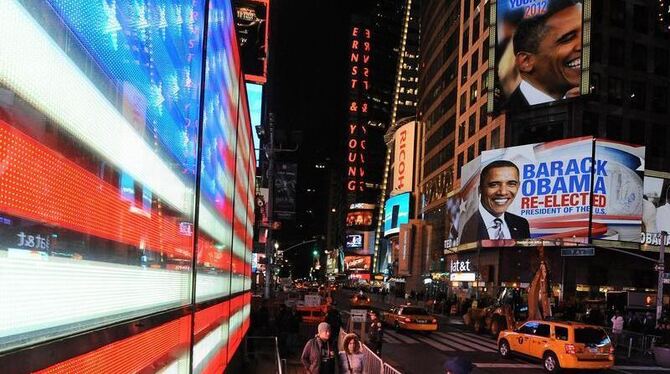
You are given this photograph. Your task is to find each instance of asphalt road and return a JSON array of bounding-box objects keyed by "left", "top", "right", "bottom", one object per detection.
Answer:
[{"left": 332, "top": 290, "right": 670, "bottom": 374}]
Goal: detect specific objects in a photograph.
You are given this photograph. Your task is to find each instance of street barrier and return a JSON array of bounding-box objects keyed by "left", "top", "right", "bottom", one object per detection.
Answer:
[
  {"left": 383, "top": 362, "right": 403, "bottom": 374},
  {"left": 604, "top": 327, "right": 661, "bottom": 359},
  {"left": 339, "top": 326, "right": 403, "bottom": 373}
]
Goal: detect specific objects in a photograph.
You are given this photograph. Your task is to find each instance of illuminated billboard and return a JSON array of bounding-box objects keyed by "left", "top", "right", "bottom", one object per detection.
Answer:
[
  {"left": 346, "top": 234, "right": 363, "bottom": 248},
  {"left": 346, "top": 210, "right": 374, "bottom": 227},
  {"left": 384, "top": 192, "right": 411, "bottom": 236},
  {"left": 393, "top": 121, "right": 416, "bottom": 194},
  {"left": 344, "top": 255, "right": 372, "bottom": 271},
  {"left": 448, "top": 137, "right": 645, "bottom": 247},
  {"left": 491, "top": 0, "right": 590, "bottom": 112},
  {"left": 246, "top": 82, "right": 263, "bottom": 165},
  {"left": 234, "top": 0, "right": 269, "bottom": 83},
  {"left": 641, "top": 172, "right": 670, "bottom": 247}
]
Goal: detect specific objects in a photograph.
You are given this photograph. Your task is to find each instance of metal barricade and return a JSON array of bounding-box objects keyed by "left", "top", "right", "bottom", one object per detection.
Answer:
[
  {"left": 383, "top": 362, "right": 403, "bottom": 374},
  {"left": 361, "top": 343, "right": 384, "bottom": 374},
  {"left": 605, "top": 327, "right": 660, "bottom": 359}
]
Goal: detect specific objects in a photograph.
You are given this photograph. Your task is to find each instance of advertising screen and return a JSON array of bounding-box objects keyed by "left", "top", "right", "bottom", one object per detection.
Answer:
[
  {"left": 448, "top": 137, "right": 644, "bottom": 247},
  {"left": 246, "top": 82, "right": 263, "bottom": 165},
  {"left": 346, "top": 234, "right": 363, "bottom": 248},
  {"left": 233, "top": 0, "right": 269, "bottom": 83},
  {"left": 346, "top": 210, "right": 374, "bottom": 227},
  {"left": 491, "top": 0, "right": 590, "bottom": 112},
  {"left": 641, "top": 173, "right": 670, "bottom": 247},
  {"left": 384, "top": 192, "right": 411, "bottom": 236},
  {"left": 393, "top": 121, "right": 415, "bottom": 194},
  {"left": 344, "top": 255, "right": 372, "bottom": 271}
]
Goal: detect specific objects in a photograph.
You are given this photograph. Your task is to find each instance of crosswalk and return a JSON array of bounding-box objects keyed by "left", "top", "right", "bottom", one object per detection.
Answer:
[{"left": 382, "top": 330, "right": 498, "bottom": 353}]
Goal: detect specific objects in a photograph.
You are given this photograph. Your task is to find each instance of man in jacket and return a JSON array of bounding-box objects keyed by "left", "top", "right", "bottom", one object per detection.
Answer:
[{"left": 301, "top": 322, "right": 336, "bottom": 374}]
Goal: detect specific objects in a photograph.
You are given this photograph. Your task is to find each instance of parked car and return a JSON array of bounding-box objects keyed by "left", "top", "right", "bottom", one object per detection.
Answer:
[
  {"left": 382, "top": 305, "right": 437, "bottom": 332},
  {"left": 497, "top": 320, "right": 614, "bottom": 373}
]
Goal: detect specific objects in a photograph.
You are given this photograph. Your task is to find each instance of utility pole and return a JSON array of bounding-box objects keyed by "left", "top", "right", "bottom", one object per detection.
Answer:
[{"left": 657, "top": 231, "right": 667, "bottom": 322}]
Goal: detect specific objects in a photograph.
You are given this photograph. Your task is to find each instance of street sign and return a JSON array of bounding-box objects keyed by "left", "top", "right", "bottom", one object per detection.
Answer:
[
  {"left": 350, "top": 309, "right": 367, "bottom": 323},
  {"left": 561, "top": 247, "right": 595, "bottom": 257}
]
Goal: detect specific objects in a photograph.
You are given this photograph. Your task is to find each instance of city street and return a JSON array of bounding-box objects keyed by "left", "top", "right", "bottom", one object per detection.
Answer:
[{"left": 333, "top": 290, "right": 670, "bottom": 374}]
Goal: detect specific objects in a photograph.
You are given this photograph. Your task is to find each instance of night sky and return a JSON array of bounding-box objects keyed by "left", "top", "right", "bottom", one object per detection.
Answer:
[{"left": 266, "top": 0, "right": 377, "bottom": 277}]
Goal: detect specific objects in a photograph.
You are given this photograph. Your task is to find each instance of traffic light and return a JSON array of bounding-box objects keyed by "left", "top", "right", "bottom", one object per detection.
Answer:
[{"left": 313, "top": 249, "right": 319, "bottom": 257}]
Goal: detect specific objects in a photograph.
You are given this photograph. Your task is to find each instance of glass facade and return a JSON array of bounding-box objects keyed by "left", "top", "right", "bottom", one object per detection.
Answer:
[{"left": 0, "top": 0, "right": 254, "bottom": 372}]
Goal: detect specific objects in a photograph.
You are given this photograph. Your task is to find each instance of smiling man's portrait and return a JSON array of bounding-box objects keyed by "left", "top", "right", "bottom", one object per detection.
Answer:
[
  {"left": 460, "top": 160, "right": 530, "bottom": 243},
  {"left": 502, "top": 0, "right": 583, "bottom": 111}
]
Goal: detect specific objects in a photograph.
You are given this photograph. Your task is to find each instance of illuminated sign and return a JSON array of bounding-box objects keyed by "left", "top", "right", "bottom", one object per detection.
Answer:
[
  {"left": 233, "top": 0, "right": 270, "bottom": 83},
  {"left": 450, "top": 259, "right": 472, "bottom": 273},
  {"left": 344, "top": 255, "right": 372, "bottom": 271},
  {"left": 345, "top": 25, "right": 372, "bottom": 197},
  {"left": 346, "top": 211, "right": 374, "bottom": 227},
  {"left": 448, "top": 137, "right": 645, "bottom": 247},
  {"left": 346, "top": 234, "right": 363, "bottom": 248},
  {"left": 450, "top": 273, "right": 476, "bottom": 282},
  {"left": 491, "top": 0, "right": 591, "bottom": 112},
  {"left": 641, "top": 173, "right": 670, "bottom": 246},
  {"left": 393, "top": 121, "right": 416, "bottom": 194},
  {"left": 384, "top": 192, "right": 410, "bottom": 236}
]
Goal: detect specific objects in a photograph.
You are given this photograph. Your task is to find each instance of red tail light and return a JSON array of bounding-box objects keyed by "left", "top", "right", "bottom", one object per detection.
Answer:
[
  {"left": 609, "top": 346, "right": 615, "bottom": 354},
  {"left": 404, "top": 317, "right": 412, "bottom": 323},
  {"left": 565, "top": 344, "right": 576, "bottom": 354},
  {"left": 431, "top": 319, "right": 437, "bottom": 324}
]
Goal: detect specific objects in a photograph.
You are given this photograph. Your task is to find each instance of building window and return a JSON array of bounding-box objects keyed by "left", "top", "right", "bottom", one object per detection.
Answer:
[
  {"left": 483, "top": 1, "right": 490, "bottom": 29},
  {"left": 460, "top": 93, "right": 467, "bottom": 115},
  {"left": 458, "top": 122, "right": 465, "bottom": 145},
  {"left": 478, "top": 136, "right": 487, "bottom": 156},
  {"left": 482, "top": 39, "right": 489, "bottom": 62},
  {"left": 608, "top": 37, "right": 624, "bottom": 67},
  {"left": 629, "top": 120, "right": 645, "bottom": 146},
  {"left": 491, "top": 127, "right": 500, "bottom": 149},
  {"left": 605, "top": 115, "right": 623, "bottom": 141},
  {"left": 632, "top": 43, "right": 647, "bottom": 71},
  {"left": 468, "top": 113, "right": 476, "bottom": 137},
  {"left": 607, "top": 77, "right": 623, "bottom": 105},
  {"left": 471, "top": 49, "right": 479, "bottom": 75},
  {"left": 467, "top": 145, "right": 475, "bottom": 161},
  {"left": 582, "top": 112, "right": 599, "bottom": 136},
  {"left": 630, "top": 81, "right": 646, "bottom": 110},
  {"left": 463, "top": 0, "right": 471, "bottom": 20},
  {"left": 654, "top": 48, "right": 669, "bottom": 76},
  {"left": 462, "top": 28, "right": 469, "bottom": 56},
  {"left": 457, "top": 153, "right": 464, "bottom": 178},
  {"left": 479, "top": 105, "right": 487, "bottom": 127},
  {"left": 652, "top": 85, "right": 669, "bottom": 113},
  {"left": 633, "top": 5, "right": 648, "bottom": 34},
  {"left": 461, "top": 63, "right": 468, "bottom": 85},
  {"left": 470, "top": 82, "right": 478, "bottom": 105},
  {"left": 610, "top": 0, "right": 626, "bottom": 28},
  {"left": 472, "top": 14, "right": 480, "bottom": 42}
]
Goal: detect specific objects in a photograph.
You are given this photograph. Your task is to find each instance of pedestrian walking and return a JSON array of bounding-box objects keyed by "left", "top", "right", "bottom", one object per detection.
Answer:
[
  {"left": 367, "top": 310, "right": 383, "bottom": 356},
  {"left": 339, "top": 333, "right": 366, "bottom": 374},
  {"left": 611, "top": 310, "right": 624, "bottom": 350},
  {"left": 301, "top": 322, "right": 336, "bottom": 374},
  {"left": 325, "top": 307, "right": 342, "bottom": 348}
]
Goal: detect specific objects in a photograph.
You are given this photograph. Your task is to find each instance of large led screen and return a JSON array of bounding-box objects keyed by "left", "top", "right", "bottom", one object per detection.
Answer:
[
  {"left": 641, "top": 173, "right": 670, "bottom": 247},
  {"left": 447, "top": 137, "right": 645, "bottom": 247},
  {"left": 384, "top": 192, "right": 411, "bottom": 236},
  {"left": 0, "top": 0, "right": 253, "bottom": 371},
  {"left": 491, "top": 0, "right": 590, "bottom": 112}
]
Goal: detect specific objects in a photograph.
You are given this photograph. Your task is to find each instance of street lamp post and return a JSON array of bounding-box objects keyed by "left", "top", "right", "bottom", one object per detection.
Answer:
[{"left": 657, "top": 231, "right": 667, "bottom": 322}]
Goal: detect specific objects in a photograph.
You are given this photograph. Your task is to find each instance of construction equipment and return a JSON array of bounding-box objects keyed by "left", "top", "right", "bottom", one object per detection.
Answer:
[{"left": 465, "top": 246, "right": 552, "bottom": 336}]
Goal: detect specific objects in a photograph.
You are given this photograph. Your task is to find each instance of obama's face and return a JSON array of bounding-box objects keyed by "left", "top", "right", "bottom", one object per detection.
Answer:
[
  {"left": 480, "top": 166, "right": 520, "bottom": 217},
  {"left": 519, "top": 4, "right": 583, "bottom": 98}
]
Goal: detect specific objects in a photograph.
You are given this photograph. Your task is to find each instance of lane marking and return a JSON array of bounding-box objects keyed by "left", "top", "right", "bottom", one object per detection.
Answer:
[
  {"left": 447, "top": 332, "right": 499, "bottom": 350},
  {"left": 614, "top": 366, "right": 670, "bottom": 371},
  {"left": 473, "top": 363, "right": 540, "bottom": 368},
  {"left": 414, "top": 335, "right": 456, "bottom": 352},
  {"left": 384, "top": 330, "right": 419, "bottom": 344},
  {"left": 434, "top": 332, "right": 496, "bottom": 352},
  {"left": 383, "top": 334, "right": 402, "bottom": 344}
]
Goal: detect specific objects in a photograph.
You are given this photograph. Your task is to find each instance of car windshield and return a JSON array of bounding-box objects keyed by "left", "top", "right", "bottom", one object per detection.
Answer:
[
  {"left": 403, "top": 307, "right": 429, "bottom": 315},
  {"left": 574, "top": 327, "right": 610, "bottom": 345}
]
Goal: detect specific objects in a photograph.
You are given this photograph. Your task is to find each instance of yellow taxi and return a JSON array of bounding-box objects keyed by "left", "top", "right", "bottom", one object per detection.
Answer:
[
  {"left": 497, "top": 320, "right": 614, "bottom": 373},
  {"left": 350, "top": 293, "right": 372, "bottom": 307},
  {"left": 383, "top": 305, "right": 438, "bottom": 332}
]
